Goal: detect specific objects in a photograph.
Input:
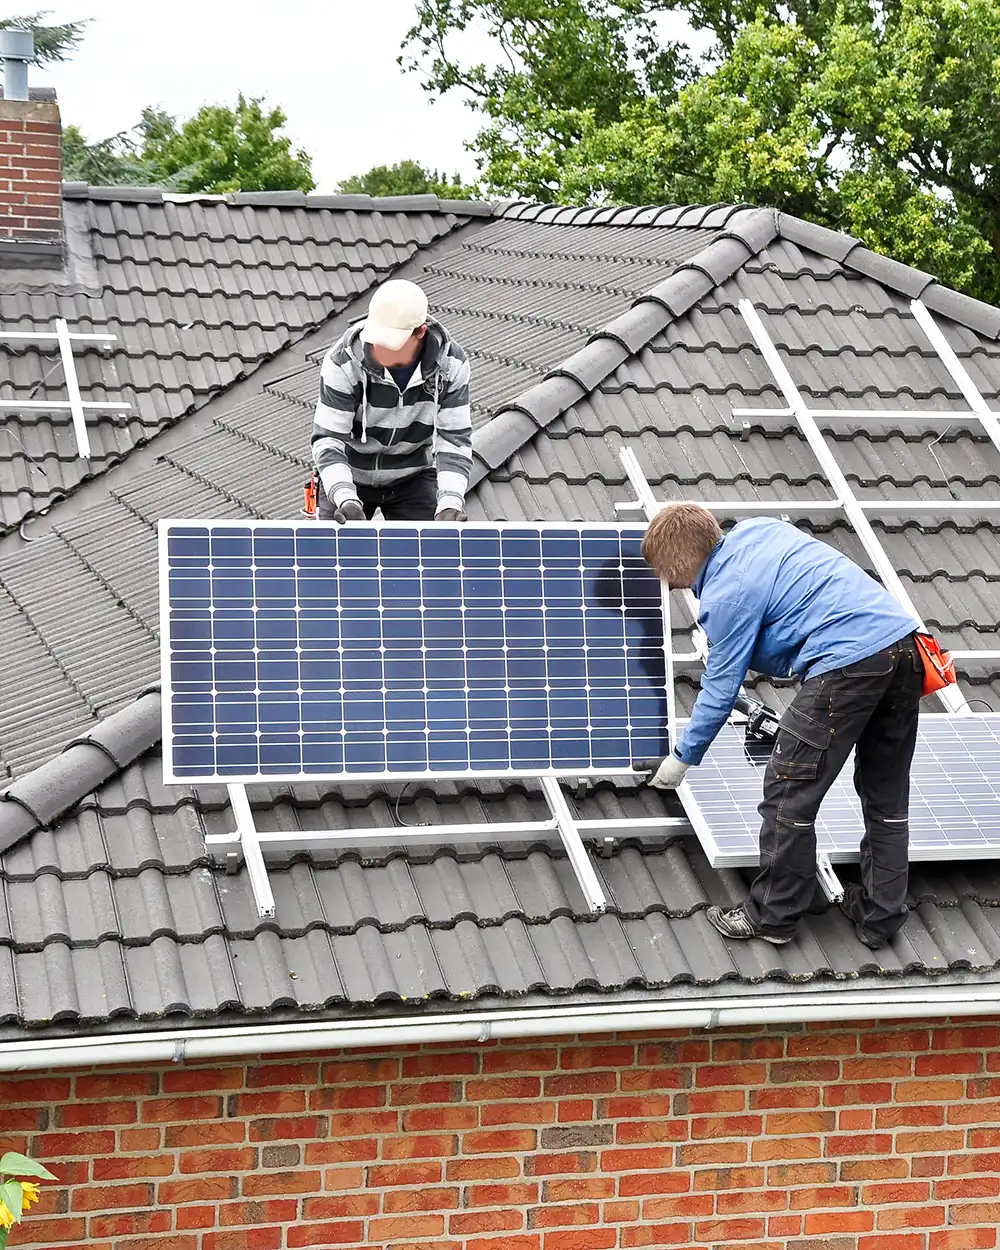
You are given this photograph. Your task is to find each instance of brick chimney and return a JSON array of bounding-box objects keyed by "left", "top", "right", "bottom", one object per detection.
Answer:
[{"left": 0, "top": 30, "right": 63, "bottom": 269}]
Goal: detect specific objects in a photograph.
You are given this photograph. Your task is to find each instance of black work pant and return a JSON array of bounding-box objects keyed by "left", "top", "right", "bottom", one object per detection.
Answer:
[
  {"left": 743, "top": 635, "right": 923, "bottom": 943},
  {"left": 318, "top": 468, "right": 437, "bottom": 521}
]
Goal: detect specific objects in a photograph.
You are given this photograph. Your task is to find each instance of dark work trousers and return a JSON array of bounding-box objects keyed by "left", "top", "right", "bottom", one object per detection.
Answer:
[
  {"left": 743, "top": 634, "right": 923, "bottom": 944},
  {"left": 317, "top": 468, "right": 437, "bottom": 521}
]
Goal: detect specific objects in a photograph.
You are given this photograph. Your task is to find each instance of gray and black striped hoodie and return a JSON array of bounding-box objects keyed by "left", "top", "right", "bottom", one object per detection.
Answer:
[{"left": 311, "top": 318, "right": 472, "bottom": 511}]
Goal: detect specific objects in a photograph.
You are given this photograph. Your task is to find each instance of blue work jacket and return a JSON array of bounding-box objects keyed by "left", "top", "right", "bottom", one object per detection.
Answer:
[{"left": 676, "top": 518, "right": 920, "bottom": 765}]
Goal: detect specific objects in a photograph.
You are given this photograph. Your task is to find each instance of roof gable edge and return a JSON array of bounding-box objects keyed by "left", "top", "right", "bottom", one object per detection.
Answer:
[{"left": 776, "top": 211, "right": 1000, "bottom": 341}]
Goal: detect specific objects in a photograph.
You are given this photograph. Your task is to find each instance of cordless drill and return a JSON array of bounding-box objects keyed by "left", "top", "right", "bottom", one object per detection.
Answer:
[{"left": 734, "top": 692, "right": 780, "bottom": 744}]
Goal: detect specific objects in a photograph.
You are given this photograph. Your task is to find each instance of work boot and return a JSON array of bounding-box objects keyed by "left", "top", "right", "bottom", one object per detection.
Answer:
[
  {"left": 838, "top": 882, "right": 890, "bottom": 950},
  {"left": 706, "top": 904, "right": 793, "bottom": 945}
]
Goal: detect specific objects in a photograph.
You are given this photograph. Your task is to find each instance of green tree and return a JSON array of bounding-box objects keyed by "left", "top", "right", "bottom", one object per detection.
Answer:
[
  {"left": 140, "top": 94, "right": 314, "bottom": 193},
  {"left": 404, "top": 0, "right": 1000, "bottom": 303},
  {"left": 338, "top": 159, "right": 475, "bottom": 198},
  {"left": 402, "top": 0, "right": 693, "bottom": 202},
  {"left": 0, "top": 10, "right": 89, "bottom": 64},
  {"left": 64, "top": 97, "right": 315, "bottom": 194},
  {"left": 63, "top": 123, "right": 165, "bottom": 187}
]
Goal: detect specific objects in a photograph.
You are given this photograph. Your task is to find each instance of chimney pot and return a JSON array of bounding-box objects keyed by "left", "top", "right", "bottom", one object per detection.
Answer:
[{"left": 0, "top": 30, "right": 34, "bottom": 102}]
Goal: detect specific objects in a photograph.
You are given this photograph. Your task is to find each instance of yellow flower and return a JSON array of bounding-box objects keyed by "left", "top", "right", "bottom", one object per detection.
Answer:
[
  {"left": 0, "top": 1201, "right": 15, "bottom": 1230},
  {"left": 20, "top": 1182, "right": 40, "bottom": 1209}
]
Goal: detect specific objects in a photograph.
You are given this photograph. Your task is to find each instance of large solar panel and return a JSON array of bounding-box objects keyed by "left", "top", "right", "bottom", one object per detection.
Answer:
[
  {"left": 160, "top": 520, "right": 670, "bottom": 783},
  {"left": 684, "top": 715, "right": 1000, "bottom": 865}
]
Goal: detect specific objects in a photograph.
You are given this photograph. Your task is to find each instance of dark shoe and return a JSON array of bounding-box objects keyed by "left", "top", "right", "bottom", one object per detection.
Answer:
[
  {"left": 838, "top": 882, "right": 889, "bottom": 950},
  {"left": 706, "top": 905, "right": 793, "bottom": 945}
]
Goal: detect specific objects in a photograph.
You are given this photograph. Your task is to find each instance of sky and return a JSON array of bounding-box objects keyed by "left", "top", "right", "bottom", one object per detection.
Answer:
[{"left": 31, "top": 0, "right": 495, "bottom": 190}]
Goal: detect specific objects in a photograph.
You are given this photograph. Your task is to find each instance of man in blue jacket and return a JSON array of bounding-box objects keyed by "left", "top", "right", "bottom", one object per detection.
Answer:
[{"left": 640, "top": 503, "right": 923, "bottom": 949}]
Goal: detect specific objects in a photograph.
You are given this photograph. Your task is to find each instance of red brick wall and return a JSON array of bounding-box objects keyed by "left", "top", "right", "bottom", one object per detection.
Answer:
[
  {"left": 0, "top": 97, "right": 62, "bottom": 246},
  {"left": 3, "top": 1018, "right": 1000, "bottom": 1249}
]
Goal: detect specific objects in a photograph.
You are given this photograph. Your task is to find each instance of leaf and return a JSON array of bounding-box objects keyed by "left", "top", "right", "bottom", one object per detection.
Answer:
[
  {"left": 0, "top": 1182, "right": 21, "bottom": 1220},
  {"left": 0, "top": 1226, "right": 8, "bottom": 1250},
  {"left": 0, "top": 1153, "right": 56, "bottom": 1181}
]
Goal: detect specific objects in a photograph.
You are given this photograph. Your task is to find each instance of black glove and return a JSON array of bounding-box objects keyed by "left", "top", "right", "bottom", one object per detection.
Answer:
[
  {"left": 332, "top": 498, "right": 366, "bottom": 524},
  {"left": 435, "top": 507, "right": 467, "bottom": 522}
]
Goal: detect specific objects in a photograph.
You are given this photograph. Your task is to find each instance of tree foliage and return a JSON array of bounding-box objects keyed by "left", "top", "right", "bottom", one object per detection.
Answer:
[
  {"left": 338, "top": 159, "right": 474, "bottom": 199},
  {"left": 0, "top": 10, "right": 89, "bottom": 64},
  {"left": 402, "top": 1, "right": 693, "bottom": 201},
  {"left": 64, "top": 96, "right": 315, "bottom": 194},
  {"left": 62, "top": 123, "right": 161, "bottom": 187},
  {"left": 142, "top": 94, "right": 314, "bottom": 193},
  {"left": 404, "top": 0, "right": 1000, "bottom": 302}
]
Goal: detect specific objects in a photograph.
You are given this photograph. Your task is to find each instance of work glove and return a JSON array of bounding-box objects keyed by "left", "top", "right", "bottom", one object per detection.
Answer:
[
  {"left": 435, "top": 506, "right": 467, "bottom": 522},
  {"left": 331, "top": 498, "right": 366, "bottom": 524},
  {"left": 634, "top": 751, "right": 690, "bottom": 790}
]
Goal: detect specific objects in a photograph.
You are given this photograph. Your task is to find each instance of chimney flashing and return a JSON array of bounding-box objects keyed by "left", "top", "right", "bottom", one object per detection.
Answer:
[
  {"left": 0, "top": 85, "right": 58, "bottom": 102},
  {"left": 0, "top": 237, "right": 63, "bottom": 269}
]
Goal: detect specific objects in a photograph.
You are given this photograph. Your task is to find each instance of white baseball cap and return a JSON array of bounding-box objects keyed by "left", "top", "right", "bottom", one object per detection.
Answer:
[{"left": 359, "top": 279, "right": 429, "bottom": 351}]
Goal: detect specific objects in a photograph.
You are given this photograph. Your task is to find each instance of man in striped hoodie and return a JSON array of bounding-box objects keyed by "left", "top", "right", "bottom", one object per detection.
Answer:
[{"left": 311, "top": 279, "right": 473, "bottom": 522}]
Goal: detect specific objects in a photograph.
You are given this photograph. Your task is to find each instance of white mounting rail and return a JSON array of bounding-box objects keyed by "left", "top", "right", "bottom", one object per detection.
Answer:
[
  {"left": 0, "top": 318, "right": 130, "bottom": 460},
  {"left": 737, "top": 298, "right": 974, "bottom": 713},
  {"left": 208, "top": 783, "right": 689, "bottom": 921},
  {"left": 615, "top": 298, "right": 1000, "bottom": 695},
  {"left": 609, "top": 298, "right": 1000, "bottom": 894}
]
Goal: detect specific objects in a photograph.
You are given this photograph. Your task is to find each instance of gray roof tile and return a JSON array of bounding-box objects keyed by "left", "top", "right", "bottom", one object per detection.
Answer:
[
  {"left": 0, "top": 190, "right": 471, "bottom": 533},
  {"left": 775, "top": 213, "right": 862, "bottom": 264},
  {"left": 4, "top": 768, "right": 1000, "bottom": 1034},
  {"left": 1, "top": 199, "right": 1000, "bottom": 1037},
  {"left": 922, "top": 282, "right": 1000, "bottom": 340}
]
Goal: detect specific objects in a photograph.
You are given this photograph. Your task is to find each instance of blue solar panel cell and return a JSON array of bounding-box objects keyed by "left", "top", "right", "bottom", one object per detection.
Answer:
[
  {"left": 683, "top": 715, "right": 1000, "bottom": 865},
  {"left": 160, "top": 521, "right": 670, "bottom": 783}
]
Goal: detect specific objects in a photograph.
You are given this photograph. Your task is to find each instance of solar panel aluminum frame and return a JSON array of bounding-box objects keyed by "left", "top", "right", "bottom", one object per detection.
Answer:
[
  {"left": 161, "top": 516, "right": 690, "bottom": 921},
  {"left": 158, "top": 518, "right": 672, "bottom": 786},
  {"left": 681, "top": 712, "right": 1000, "bottom": 869}
]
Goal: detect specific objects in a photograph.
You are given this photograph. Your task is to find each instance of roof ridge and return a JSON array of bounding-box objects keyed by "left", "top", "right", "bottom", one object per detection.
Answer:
[
  {"left": 469, "top": 206, "right": 778, "bottom": 482},
  {"left": 61, "top": 181, "right": 497, "bottom": 218},
  {"left": 0, "top": 686, "right": 161, "bottom": 855},
  {"left": 492, "top": 200, "right": 1000, "bottom": 343},
  {"left": 58, "top": 184, "right": 1000, "bottom": 345},
  {"left": 495, "top": 202, "right": 759, "bottom": 229}
]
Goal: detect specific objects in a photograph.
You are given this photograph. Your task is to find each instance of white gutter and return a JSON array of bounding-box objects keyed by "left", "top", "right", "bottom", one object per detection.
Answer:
[{"left": 3, "top": 985, "right": 1000, "bottom": 1072}]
